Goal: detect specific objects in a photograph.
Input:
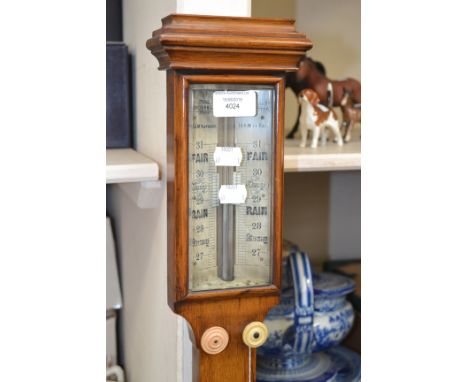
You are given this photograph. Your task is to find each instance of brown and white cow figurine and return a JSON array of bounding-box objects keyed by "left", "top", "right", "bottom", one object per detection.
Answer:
[{"left": 298, "top": 89, "right": 343, "bottom": 148}]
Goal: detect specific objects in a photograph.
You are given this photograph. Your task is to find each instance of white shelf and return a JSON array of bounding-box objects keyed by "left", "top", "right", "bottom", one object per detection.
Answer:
[
  {"left": 106, "top": 149, "right": 161, "bottom": 209},
  {"left": 106, "top": 149, "right": 160, "bottom": 184},
  {"left": 284, "top": 139, "right": 361, "bottom": 172}
]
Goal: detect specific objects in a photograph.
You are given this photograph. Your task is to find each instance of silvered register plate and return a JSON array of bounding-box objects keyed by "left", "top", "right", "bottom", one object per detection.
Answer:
[{"left": 188, "top": 84, "right": 276, "bottom": 292}]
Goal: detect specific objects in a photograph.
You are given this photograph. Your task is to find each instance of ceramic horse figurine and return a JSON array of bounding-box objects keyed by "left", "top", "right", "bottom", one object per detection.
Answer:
[
  {"left": 295, "top": 56, "right": 361, "bottom": 106},
  {"left": 340, "top": 89, "right": 361, "bottom": 142},
  {"left": 286, "top": 56, "right": 361, "bottom": 138},
  {"left": 298, "top": 89, "right": 343, "bottom": 148}
]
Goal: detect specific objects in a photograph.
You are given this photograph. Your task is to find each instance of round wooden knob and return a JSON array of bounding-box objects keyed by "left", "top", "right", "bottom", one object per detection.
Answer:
[
  {"left": 242, "top": 321, "right": 269, "bottom": 348},
  {"left": 200, "top": 326, "right": 229, "bottom": 355}
]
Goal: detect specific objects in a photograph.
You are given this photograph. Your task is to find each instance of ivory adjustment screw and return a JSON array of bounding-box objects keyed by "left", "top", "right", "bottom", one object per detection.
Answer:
[
  {"left": 242, "top": 321, "right": 269, "bottom": 348},
  {"left": 200, "top": 326, "right": 229, "bottom": 354}
]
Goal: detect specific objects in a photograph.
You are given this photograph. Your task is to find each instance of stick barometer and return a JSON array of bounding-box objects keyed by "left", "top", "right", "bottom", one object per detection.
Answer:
[{"left": 147, "top": 14, "right": 311, "bottom": 381}]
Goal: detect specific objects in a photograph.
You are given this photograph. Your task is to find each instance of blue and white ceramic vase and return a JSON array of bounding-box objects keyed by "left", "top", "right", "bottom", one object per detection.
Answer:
[{"left": 257, "top": 251, "right": 356, "bottom": 379}]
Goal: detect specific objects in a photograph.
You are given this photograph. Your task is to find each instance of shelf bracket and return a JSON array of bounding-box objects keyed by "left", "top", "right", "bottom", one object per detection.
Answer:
[{"left": 117, "top": 180, "right": 162, "bottom": 209}]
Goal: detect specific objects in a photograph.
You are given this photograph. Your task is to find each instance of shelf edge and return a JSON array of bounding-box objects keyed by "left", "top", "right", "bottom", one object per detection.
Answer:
[{"left": 106, "top": 149, "right": 160, "bottom": 184}]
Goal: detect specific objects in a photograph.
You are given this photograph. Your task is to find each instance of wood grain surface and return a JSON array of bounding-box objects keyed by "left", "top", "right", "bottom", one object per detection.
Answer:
[{"left": 147, "top": 13, "right": 312, "bottom": 71}]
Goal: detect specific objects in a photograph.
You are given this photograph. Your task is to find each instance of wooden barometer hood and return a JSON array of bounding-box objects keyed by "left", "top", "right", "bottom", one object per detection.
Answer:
[
  {"left": 147, "top": 14, "right": 312, "bottom": 71},
  {"left": 147, "top": 14, "right": 311, "bottom": 382}
]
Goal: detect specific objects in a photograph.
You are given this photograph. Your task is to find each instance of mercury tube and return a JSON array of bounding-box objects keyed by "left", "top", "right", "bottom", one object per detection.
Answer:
[{"left": 217, "top": 117, "right": 236, "bottom": 281}]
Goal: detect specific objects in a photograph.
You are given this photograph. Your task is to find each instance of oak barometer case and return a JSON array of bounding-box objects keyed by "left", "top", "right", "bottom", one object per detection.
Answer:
[{"left": 147, "top": 14, "right": 311, "bottom": 381}]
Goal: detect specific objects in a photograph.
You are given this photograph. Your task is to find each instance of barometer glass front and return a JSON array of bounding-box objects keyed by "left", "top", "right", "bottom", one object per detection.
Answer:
[{"left": 188, "top": 83, "right": 276, "bottom": 292}]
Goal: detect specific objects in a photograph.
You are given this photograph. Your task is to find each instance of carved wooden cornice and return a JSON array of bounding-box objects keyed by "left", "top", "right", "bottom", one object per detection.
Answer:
[{"left": 147, "top": 14, "right": 312, "bottom": 71}]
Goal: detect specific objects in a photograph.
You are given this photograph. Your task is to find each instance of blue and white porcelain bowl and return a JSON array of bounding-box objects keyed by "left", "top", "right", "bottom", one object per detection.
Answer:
[
  {"left": 257, "top": 252, "right": 356, "bottom": 376},
  {"left": 313, "top": 272, "right": 355, "bottom": 313},
  {"left": 262, "top": 286, "right": 354, "bottom": 354},
  {"left": 257, "top": 345, "right": 361, "bottom": 382}
]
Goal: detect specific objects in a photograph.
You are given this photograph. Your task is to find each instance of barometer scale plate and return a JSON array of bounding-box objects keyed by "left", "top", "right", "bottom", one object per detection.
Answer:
[{"left": 188, "top": 84, "right": 276, "bottom": 292}]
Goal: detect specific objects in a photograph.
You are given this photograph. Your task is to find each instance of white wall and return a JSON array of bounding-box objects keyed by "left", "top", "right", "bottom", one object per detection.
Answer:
[
  {"left": 109, "top": 0, "right": 176, "bottom": 381},
  {"left": 108, "top": 1, "right": 251, "bottom": 381},
  {"left": 296, "top": 0, "right": 361, "bottom": 80},
  {"left": 177, "top": 0, "right": 250, "bottom": 16}
]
